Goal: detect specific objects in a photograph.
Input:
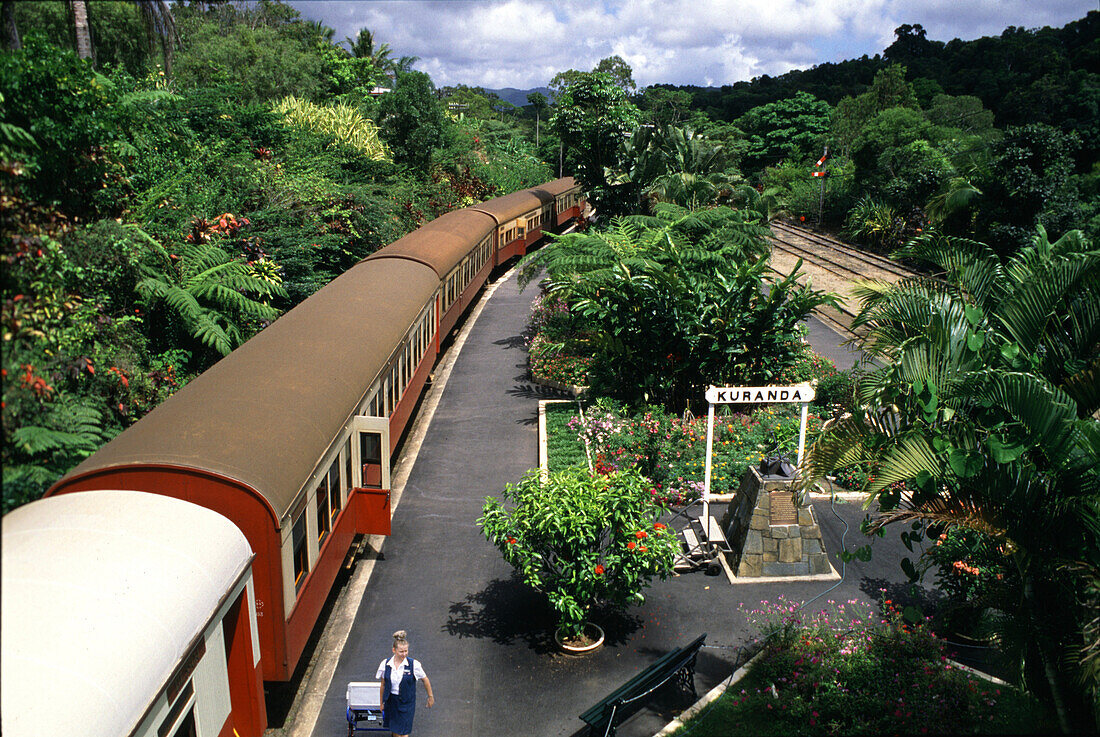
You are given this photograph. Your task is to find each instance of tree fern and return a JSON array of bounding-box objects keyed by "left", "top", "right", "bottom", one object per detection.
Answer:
[{"left": 134, "top": 226, "right": 287, "bottom": 355}]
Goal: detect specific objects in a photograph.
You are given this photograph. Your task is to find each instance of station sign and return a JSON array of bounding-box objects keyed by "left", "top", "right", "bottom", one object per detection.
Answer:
[{"left": 705, "top": 383, "right": 815, "bottom": 404}]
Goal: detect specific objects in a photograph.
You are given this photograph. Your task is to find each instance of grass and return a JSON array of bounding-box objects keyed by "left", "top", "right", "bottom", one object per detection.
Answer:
[{"left": 545, "top": 401, "right": 587, "bottom": 474}]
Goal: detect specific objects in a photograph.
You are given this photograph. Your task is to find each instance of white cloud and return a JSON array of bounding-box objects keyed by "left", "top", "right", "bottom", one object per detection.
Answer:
[{"left": 289, "top": 0, "right": 1094, "bottom": 89}]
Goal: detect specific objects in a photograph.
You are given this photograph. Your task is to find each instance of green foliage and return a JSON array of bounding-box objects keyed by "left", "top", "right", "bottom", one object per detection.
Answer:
[
  {"left": 378, "top": 71, "right": 446, "bottom": 172},
  {"left": 3, "top": 398, "right": 109, "bottom": 513},
  {"left": 832, "top": 64, "right": 919, "bottom": 156},
  {"left": 0, "top": 37, "right": 123, "bottom": 217},
  {"left": 550, "top": 71, "right": 641, "bottom": 217},
  {"left": 273, "top": 96, "right": 390, "bottom": 161},
  {"left": 674, "top": 597, "right": 1055, "bottom": 736},
  {"left": 844, "top": 197, "right": 907, "bottom": 252},
  {"left": 14, "top": 1, "right": 159, "bottom": 75},
  {"left": 637, "top": 86, "right": 695, "bottom": 128},
  {"left": 480, "top": 467, "right": 676, "bottom": 636},
  {"left": 172, "top": 2, "right": 326, "bottom": 104},
  {"left": 735, "top": 91, "right": 832, "bottom": 174},
  {"left": 545, "top": 402, "right": 588, "bottom": 474},
  {"left": 521, "top": 205, "right": 836, "bottom": 410},
  {"left": 972, "top": 123, "right": 1083, "bottom": 257},
  {"left": 609, "top": 124, "right": 740, "bottom": 211},
  {"left": 802, "top": 226, "right": 1100, "bottom": 732},
  {"left": 921, "top": 526, "right": 1016, "bottom": 637},
  {"left": 592, "top": 55, "right": 636, "bottom": 95},
  {"left": 559, "top": 400, "right": 827, "bottom": 500},
  {"left": 134, "top": 227, "right": 286, "bottom": 356},
  {"left": 759, "top": 157, "right": 857, "bottom": 226}
]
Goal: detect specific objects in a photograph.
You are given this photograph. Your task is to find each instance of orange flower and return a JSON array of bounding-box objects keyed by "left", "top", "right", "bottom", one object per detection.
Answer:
[
  {"left": 627, "top": 541, "right": 636, "bottom": 550},
  {"left": 653, "top": 523, "right": 666, "bottom": 530},
  {"left": 507, "top": 537, "right": 517, "bottom": 545},
  {"left": 594, "top": 564, "right": 605, "bottom": 575},
  {"left": 635, "top": 530, "right": 648, "bottom": 539}
]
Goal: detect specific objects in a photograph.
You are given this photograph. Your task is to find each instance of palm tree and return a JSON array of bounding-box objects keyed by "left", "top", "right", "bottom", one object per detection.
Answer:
[
  {"left": 608, "top": 125, "right": 740, "bottom": 211},
  {"left": 801, "top": 226, "right": 1100, "bottom": 733},
  {"left": 347, "top": 28, "right": 415, "bottom": 82},
  {"left": 67, "top": 0, "right": 179, "bottom": 71},
  {"left": 925, "top": 176, "right": 982, "bottom": 228},
  {"left": 2, "top": 0, "right": 20, "bottom": 51}
]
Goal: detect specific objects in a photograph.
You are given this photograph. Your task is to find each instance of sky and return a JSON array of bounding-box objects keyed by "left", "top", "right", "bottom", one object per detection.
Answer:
[{"left": 287, "top": 0, "right": 1097, "bottom": 90}]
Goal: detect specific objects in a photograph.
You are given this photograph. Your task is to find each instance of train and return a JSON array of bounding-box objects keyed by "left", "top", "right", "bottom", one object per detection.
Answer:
[{"left": 20, "top": 177, "right": 584, "bottom": 728}]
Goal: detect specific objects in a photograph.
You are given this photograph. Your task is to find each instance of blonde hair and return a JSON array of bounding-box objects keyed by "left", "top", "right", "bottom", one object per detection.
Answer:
[{"left": 392, "top": 630, "right": 408, "bottom": 648}]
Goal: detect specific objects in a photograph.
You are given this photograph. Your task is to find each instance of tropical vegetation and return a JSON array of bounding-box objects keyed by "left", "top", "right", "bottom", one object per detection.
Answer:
[
  {"left": 479, "top": 466, "right": 678, "bottom": 638},
  {"left": 800, "top": 226, "right": 1100, "bottom": 732},
  {"left": 519, "top": 203, "right": 837, "bottom": 410},
  {"left": 670, "top": 597, "right": 1056, "bottom": 735},
  {"left": 4, "top": 5, "right": 1098, "bottom": 729}
]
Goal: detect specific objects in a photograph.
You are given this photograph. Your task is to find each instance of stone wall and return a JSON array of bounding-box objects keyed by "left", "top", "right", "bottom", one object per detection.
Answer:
[{"left": 721, "top": 466, "right": 831, "bottom": 577}]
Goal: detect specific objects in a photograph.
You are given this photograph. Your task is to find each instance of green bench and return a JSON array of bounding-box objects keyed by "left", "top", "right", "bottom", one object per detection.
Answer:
[{"left": 579, "top": 633, "right": 707, "bottom": 737}]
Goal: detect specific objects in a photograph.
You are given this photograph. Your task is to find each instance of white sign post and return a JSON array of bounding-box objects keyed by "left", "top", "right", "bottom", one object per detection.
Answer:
[{"left": 701, "top": 383, "right": 815, "bottom": 526}]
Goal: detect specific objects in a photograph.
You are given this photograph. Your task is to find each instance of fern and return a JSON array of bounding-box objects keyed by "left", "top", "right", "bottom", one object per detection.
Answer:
[{"left": 135, "top": 229, "right": 286, "bottom": 355}]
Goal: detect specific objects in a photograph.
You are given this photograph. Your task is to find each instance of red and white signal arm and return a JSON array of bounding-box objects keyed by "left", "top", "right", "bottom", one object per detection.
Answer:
[
  {"left": 811, "top": 170, "right": 828, "bottom": 178},
  {"left": 705, "top": 384, "right": 815, "bottom": 404}
]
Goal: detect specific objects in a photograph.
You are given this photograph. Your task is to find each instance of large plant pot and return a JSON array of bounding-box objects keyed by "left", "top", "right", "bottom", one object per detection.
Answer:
[{"left": 555, "top": 622, "right": 605, "bottom": 654}]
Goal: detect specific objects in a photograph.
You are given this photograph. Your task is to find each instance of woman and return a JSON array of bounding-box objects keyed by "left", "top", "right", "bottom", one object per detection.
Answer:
[{"left": 376, "top": 629, "right": 435, "bottom": 737}]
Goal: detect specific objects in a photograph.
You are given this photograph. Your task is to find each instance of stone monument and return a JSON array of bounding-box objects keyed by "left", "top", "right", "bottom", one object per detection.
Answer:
[{"left": 721, "top": 465, "right": 833, "bottom": 578}]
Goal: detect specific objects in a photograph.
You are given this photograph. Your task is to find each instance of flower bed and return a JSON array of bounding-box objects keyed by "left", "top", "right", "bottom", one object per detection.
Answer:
[
  {"left": 669, "top": 598, "right": 1054, "bottom": 735},
  {"left": 552, "top": 399, "right": 828, "bottom": 505}
]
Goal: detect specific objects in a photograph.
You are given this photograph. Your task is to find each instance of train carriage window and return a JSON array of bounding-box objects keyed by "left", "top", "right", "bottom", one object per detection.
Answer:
[
  {"left": 292, "top": 511, "right": 308, "bottom": 592},
  {"left": 328, "top": 456, "right": 341, "bottom": 524},
  {"left": 316, "top": 476, "right": 330, "bottom": 546},
  {"left": 359, "top": 431, "right": 383, "bottom": 489},
  {"left": 400, "top": 350, "right": 407, "bottom": 393},
  {"left": 344, "top": 438, "right": 353, "bottom": 493}
]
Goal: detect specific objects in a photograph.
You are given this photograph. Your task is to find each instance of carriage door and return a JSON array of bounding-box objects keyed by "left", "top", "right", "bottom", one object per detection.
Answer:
[{"left": 354, "top": 416, "right": 390, "bottom": 490}]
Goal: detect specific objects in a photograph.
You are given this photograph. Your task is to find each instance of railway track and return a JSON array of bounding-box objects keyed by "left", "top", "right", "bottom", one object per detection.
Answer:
[{"left": 767, "top": 220, "right": 923, "bottom": 341}]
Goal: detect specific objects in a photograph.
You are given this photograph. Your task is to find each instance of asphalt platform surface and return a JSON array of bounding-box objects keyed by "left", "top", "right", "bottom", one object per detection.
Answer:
[{"left": 309, "top": 268, "right": 918, "bottom": 737}]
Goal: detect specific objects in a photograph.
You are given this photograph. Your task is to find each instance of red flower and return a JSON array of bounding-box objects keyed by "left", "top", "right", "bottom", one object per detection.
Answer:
[
  {"left": 507, "top": 537, "right": 517, "bottom": 545},
  {"left": 635, "top": 530, "right": 648, "bottom": 539},
  {"left": 653, "top": 523, "right": 666, "bottom": 530},
  {"left": 639, "top": 545, "right": 648, "bottom": 552},
  {"left": 627, "top": 541, "right": 636, "bottom": 550},
  {"left": 594, "top": 564, "right": 605, "bottom": 575}
]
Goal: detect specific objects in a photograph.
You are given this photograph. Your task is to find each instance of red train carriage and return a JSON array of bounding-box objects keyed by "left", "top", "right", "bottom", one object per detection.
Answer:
[
  {"left": 48, "top": 258, "right": 440, "bottom": 682},
  {"left": 367, "top": 209, "right": 497, "bottom": 340},
  {"left": 473, "top": 187, "right": 556, "bottom": 265},
  {"left": 43, "top": 178, "right": 585, "bottom": 687},
  {"left": 538, "top": 177, "right": 586, "bottom": 227}
]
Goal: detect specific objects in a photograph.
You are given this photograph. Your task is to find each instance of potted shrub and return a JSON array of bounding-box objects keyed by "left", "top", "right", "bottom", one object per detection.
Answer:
[{"left": 480, "top": 466, "right": 677, "bottom": 649}]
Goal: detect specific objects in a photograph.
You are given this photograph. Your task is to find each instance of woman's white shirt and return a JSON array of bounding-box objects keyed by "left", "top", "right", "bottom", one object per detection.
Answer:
[{"left": 376, "top": 656, "right": 427, "bottom": 694}]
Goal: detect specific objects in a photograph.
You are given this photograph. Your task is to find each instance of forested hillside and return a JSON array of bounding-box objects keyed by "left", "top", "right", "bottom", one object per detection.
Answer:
[
  {"left": 0, "top": 1, "right": 552, "bottom": 511},
  {"left": 2, "top": 3, "right": 1096, "bottom": 515}
]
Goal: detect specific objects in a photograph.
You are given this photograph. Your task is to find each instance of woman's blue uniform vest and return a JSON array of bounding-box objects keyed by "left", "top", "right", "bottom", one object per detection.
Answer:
[{"left": 382, "top": 658, "right": 417, "bottom": 734}]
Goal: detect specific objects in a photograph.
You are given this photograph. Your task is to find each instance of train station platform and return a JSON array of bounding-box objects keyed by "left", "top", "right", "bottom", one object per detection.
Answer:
[{"left": 298, "top": 267, "right": 914, "bottom": 737}]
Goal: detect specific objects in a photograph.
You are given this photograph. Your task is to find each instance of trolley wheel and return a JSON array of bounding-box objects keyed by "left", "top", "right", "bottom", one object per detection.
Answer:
[{"left": 705, "top": 561, "right": 722, "bottom": 576}]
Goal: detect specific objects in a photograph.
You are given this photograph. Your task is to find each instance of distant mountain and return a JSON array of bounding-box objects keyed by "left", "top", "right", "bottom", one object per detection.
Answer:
[{"left": 485, "top": 87, "right": 552, "bottom": 107}]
